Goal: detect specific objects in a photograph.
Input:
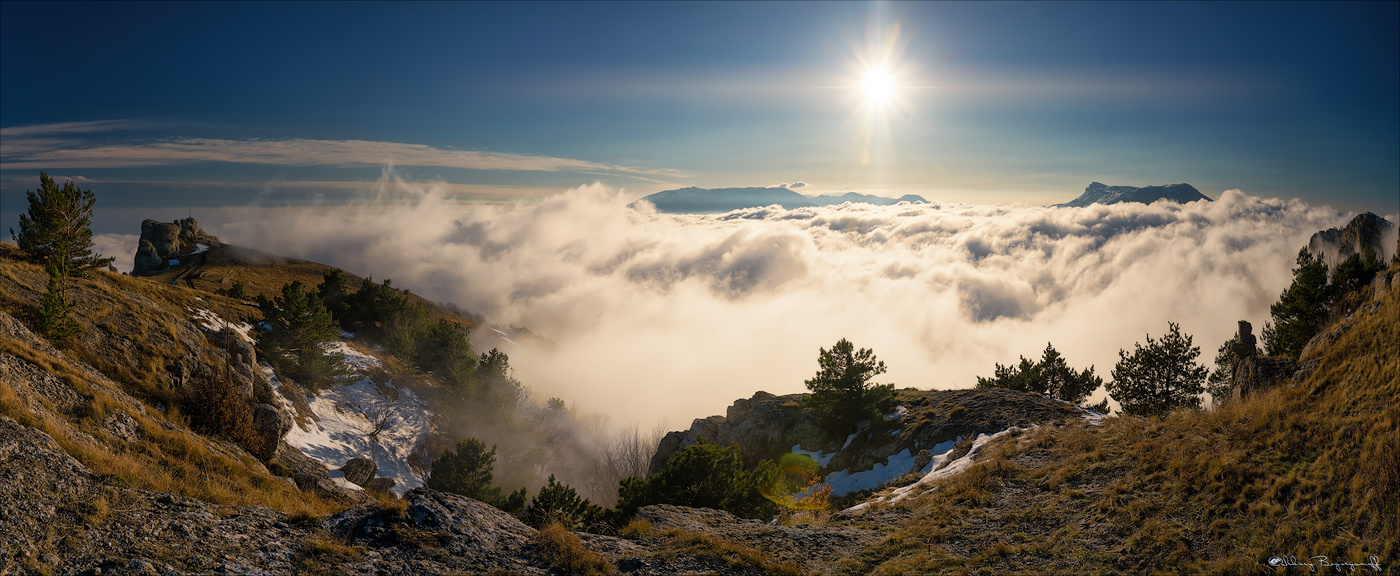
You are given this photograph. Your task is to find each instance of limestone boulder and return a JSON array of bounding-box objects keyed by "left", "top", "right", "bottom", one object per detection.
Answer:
[
  {"left": 340, "top": 456, "right": 378, "bottom": 487},
  {"left": 252, "top": 404, "right": 293, "bottom": 460}
]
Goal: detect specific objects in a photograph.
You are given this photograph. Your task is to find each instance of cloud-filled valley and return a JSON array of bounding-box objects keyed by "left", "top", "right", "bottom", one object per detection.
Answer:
[{"left": 211, "top": 175, "right": 1365, "bottom": 428}]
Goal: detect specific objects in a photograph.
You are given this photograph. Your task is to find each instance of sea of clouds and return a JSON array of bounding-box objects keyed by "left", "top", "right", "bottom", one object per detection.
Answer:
[{"left": 207, "top": 175, "right": 1366, "bottom": 428}]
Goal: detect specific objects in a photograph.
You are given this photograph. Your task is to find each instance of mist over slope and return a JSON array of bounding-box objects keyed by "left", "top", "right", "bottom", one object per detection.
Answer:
[{"left": 213, "top": 175, "right": 1366, "bottom": 427}]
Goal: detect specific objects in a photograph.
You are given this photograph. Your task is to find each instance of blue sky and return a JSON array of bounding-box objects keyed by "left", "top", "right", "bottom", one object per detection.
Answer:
[{"left": 2, "top": 1, "right": 1396, "bottom": 235}]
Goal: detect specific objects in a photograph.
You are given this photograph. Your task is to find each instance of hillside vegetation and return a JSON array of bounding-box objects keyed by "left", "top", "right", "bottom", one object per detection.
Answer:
[
  {"left": 842, "top": 263, "right": 1399, "bottom": 574},
  {"left": 3, "top": 219, "right": 1396, "bottom": 574},
  {"left": 0, "top": 243, "right": 342, "bottom": 518}
]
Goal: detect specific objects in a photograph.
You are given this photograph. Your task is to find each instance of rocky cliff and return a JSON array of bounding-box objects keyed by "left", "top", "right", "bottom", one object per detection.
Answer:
[{"left": 1307, "top": 211, "right": 1397, "bottom": 266}]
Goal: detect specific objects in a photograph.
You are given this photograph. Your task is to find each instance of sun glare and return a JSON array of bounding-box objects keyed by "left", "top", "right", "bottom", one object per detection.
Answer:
[{"left": 862, "top": 67, "right": 896, "bottom": 107}]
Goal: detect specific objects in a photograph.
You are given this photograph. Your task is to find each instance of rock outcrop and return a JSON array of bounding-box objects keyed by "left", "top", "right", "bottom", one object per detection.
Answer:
[
  {"left": 1229, "top": 355, "right": 1300, "bottom": 401},
  {"left": 1231, "top": 320, "right": 1257, "bottom": 359},
  {"left": 132, "top": 217, "right": 218, "bottom": 276},
  {"left": 340, "top": 456, "right": 378, "bottom": 487},
  {"left": 1307, "top": 211, "right": 1396, "bottom": 266},
  {"left": 253, "top": 403, "right": 293, "bottom": 460}
]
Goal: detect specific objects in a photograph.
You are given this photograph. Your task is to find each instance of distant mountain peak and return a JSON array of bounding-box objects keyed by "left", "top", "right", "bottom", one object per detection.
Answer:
[
  {"left": 636, "top": 186, "right": 928, "bottom": 214},
  {"left": 1055, "top": 182, "right": 1210, "bottom": 208}
]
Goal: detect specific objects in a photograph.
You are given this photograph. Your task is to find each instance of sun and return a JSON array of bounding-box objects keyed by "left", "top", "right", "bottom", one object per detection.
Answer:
[{"left": 861, "top": 66, "right": 896, "bottom": 107}]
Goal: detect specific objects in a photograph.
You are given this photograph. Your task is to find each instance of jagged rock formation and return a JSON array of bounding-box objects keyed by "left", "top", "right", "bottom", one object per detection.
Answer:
[
  {"left": 1231, "top": 320, "right": 1257, "bottom": 359},
  {"left": 1307, "top": 211, "right": 1396, "bottom": 266},
  {"left": 1054, "top": 182, "right": 1211, "bottom": 208},
  {"left": 650, "top": 388, "right": 1088, "bottom": 487},
  {"left": 133, "top": 217, "right": 218, "bottom": 276}
]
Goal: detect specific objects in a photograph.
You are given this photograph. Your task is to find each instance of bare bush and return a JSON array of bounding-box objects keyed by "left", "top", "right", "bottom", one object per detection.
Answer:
[{"left": 587, "top": 422, "right": 667, "bottom": 507}]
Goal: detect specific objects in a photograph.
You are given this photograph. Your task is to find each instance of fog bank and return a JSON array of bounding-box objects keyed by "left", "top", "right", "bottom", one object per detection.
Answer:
[{"left": 214, "top": 175, "right": 1356, "bottom": 427}]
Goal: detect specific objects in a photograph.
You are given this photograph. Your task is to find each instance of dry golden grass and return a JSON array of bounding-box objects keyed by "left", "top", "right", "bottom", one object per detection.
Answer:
[
  {"left": 534, "top": 522, "right": 615, "bottom": 576},
  {"left": 846, "top": 269, "right": 1400, "bottom": 575},
  {"left": 1, "top": 244, "right": 343, "bottom": 518},
  {"left": 647, "top": 528, "right": 807, "bottom": 576}
]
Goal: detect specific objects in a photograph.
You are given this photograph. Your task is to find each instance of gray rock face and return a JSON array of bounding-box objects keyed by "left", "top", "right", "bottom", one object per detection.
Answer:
[
  {"left": 253, "top": 404, "right": 293, "bottom": 460},
  {"left": 134, "top": 239, "right": 163, "bottom": 274},
  {"left": 0, "top": 414, "right": 96, "bottom": 566},
  {"left": 340, "top": 457, "right": 378, "bottom": 487},
  {"left": 270, "top": 441, "right": 369, "bottom": 505},
  {"left": 1230, "top": 355, "right": 1300, "bottom": 401},
  {"left": 132, "top": 217, "right": 217, "bottom": 276},
  {"left": 1307, "top": 212, "right": 1397, "bottom": 266},
  {"left": 364, "top": 477, "right": 397, "bottom": 494}
]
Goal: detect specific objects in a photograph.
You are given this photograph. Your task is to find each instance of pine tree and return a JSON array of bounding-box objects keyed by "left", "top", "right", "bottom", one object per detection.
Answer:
[
  {"left": 427, "top": 438, "right": 502, "bottom": 503},
  {"left": 1107, "top": 322, "right": 1208, "bottom": 418},
  {"left": 976, "top": 342, "right": 1109, "bottom": 413},
  {"left": 11, "top": 172, "right": 114, "bottom": 274},
  {"left": 255, "top": 280, "right": 347, "bottom": 389},
  {"left": 804, "top": 338, "right": 895, "bottom": 435},
  {"left": 522, "top": 475, "right": 598, "bottom": 530},
  {"left": 37, "top": 261, "right": 80, "bottom": 340},
  {"left": 1262, "top": 248, "right": 1333, "bottom": 357}
]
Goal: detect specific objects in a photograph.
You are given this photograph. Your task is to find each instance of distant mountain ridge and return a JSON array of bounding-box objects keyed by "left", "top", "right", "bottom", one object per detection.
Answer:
[
  {"left": 1054, "top": 182, "right": 1211, "bottom": 208},
  {"left": 636, "top": 186, "right": 928, "bottom": 214}
]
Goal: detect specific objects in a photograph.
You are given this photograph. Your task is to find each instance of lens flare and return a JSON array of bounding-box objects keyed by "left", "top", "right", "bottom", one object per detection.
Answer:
[{"left": 862, "top": 67, "right": 897, "bottom": 108}]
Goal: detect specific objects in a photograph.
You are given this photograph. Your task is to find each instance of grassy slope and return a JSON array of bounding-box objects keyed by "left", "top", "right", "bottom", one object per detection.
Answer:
[
  {"left": 1, "top": 243, "right": 457, "bottom": 517},
  {"left": 846, "top": 268, "right": 1398, "bottom": 575}
]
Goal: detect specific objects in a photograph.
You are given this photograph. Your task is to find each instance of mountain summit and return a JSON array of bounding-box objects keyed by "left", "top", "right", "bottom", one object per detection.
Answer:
[
  {"left": 1054, "top": 182, "right": 1211, "bottom": 208},
  {"left": 636, "top": 186, "right": 928, "bottom": 214}
]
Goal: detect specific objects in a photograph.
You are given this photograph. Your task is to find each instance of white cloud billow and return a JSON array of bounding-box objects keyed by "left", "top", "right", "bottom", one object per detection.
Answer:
[{"left": 214, "top": 176, "right": 1352, "bottom": 427}]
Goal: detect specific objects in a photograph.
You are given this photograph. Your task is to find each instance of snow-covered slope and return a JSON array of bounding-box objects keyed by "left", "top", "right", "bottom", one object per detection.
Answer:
[{"left": 268, "top": 338, "right": 436, "bottom": 496}]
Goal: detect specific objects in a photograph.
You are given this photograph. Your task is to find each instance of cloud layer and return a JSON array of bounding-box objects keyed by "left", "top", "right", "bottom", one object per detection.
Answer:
[{"left": 214, "top": 175, "right": 1354, "bottom": 427}]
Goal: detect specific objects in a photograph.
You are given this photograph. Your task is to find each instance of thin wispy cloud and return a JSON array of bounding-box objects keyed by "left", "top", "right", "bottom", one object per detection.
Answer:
[{"left": 0, "top": 122, "right": 687, "bottom": 179}]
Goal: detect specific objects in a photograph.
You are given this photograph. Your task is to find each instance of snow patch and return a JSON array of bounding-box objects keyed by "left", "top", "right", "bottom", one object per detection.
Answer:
[
  {"left": 822, "top": 449, "right": 916, "bottom": 497},
  {"left": 189, "top": 308, "right": 255, "bottom": 343},
  {"left": 884, "top": 405, "right": 908, "bottom": 421},
  {"left": 324, "top": 340, "right": 383, "bottom": 371},
  {"left": 791, "top": 444, "right": 835, "bottom": 468},
  {"left": 918, "top": 437, "right": 963, "bottom": 475},
  {"left": 192, "top": 244, "right": 210, "bottom": 254},
  {"left": 265, "top": 361, "right": 432, "bottom": 496},
  {"left": 847, "top": 428, "right": 1025, "bottom": 512}
]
